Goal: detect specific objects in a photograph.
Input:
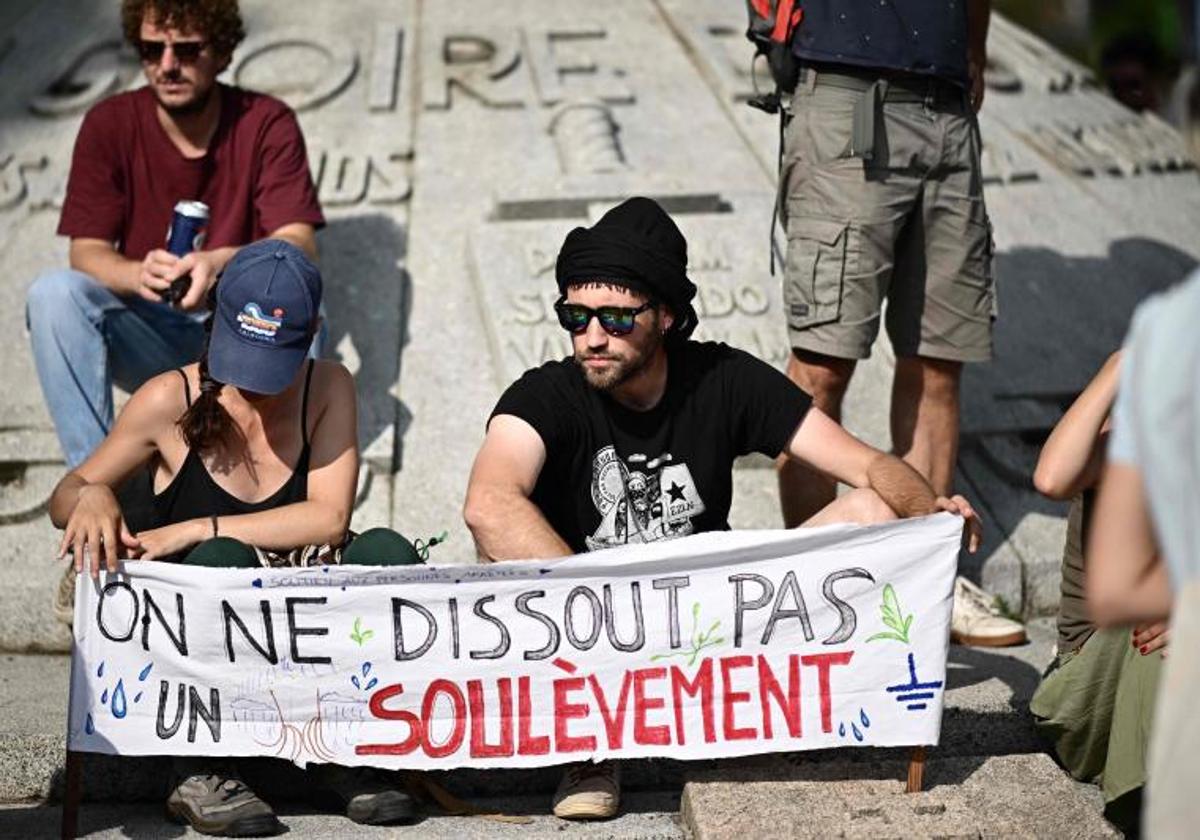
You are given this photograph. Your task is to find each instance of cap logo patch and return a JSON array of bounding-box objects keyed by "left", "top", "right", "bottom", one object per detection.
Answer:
[{"left": 237, "top": 302, "right": 284, "bottom": 340}]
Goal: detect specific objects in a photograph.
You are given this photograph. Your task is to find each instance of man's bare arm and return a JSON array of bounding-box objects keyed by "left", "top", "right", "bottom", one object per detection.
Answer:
[
  {"left": 785, "top": 406, "right": 982, "bottom": 549},
  {"left": 70, "top": 238, "right": 170, "bottom": 300},
  {"left": 463, "top": 414, "right": 573, "bottom": 561},
  {"left": 70, "top": 222, "right": 318, "bottom": 310},
  {"left": 1088, "top": 461, "right": 1173, "bottom": 625}
]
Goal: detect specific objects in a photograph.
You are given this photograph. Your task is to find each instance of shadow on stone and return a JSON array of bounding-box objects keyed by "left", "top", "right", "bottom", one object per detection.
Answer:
[
  {"left": 957, "top": 237, "right": 1197, "bottom": 611},
  {"left": 319, "top": 214, "right": 410, "bottom": 470}
]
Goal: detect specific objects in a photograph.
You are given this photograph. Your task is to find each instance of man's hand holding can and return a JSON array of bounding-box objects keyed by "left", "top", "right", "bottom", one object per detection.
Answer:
[
  {"left": 162, "top": 200, "right": 210, "bottom": 306},
  {"left": 167, "top": 250, "right": 224, "bottom": 311}
]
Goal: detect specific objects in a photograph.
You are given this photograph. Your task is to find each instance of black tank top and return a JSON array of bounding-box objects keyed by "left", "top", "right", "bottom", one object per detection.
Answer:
[{"left": 151, "top": 361, "right": 314, "bottom": 534}]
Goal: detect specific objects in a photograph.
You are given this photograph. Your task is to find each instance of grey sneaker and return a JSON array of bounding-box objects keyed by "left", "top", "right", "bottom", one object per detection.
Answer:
[
  {"left": 552, "top": 761, "right": 620, "bottom": 820},
  {"left": 165, "top": 768, "right": 282, "bottom": 837},
  {"left": 308, "top": 763, "right": 416, "bottom": 825}
]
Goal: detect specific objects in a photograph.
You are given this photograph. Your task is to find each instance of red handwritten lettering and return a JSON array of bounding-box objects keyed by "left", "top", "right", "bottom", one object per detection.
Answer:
[
  {"left": 355, "top": 683, "right": 421, "bottom": 756},
  {"left": 553, "top": 675, "right": 596, "bottom": 752},
  {"left": 517, "top": 675, "right": 550, "bottom": 755},
  {"left": 720, "top": 656, "right": 756, "bottom": 741},
  {"left": 588, "top": 671, "right": 632, "bottom": 749},
  {"left": 421, "top": 679, "right": 466, "bottom": 758},
  {"left": 801, "top": 651, "right": 854, "bottom": 733},
  {"left": 468, "top": 678, "right": 514, "bottom": 758},
  {"left": 670, "top": 659, "right": 716, "bottom": 745},
  {"left": 757, "top": 654, "right": 801, "bottom": 739},
  {"left": 632, "top": 667, "right": 671, "bottom": 745}
]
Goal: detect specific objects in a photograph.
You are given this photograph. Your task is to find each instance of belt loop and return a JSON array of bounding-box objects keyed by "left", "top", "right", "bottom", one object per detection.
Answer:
[{"left": 800, "top": 63, "right": 816, "bottom": 93}]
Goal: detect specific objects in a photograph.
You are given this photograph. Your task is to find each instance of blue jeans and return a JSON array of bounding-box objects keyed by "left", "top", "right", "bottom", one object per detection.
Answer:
[{"left": 27, "top": 269, "right": 206, "bottom": 468}]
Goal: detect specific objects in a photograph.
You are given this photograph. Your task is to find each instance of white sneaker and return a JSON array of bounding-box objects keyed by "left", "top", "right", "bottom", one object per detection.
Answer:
[
  {"left": 950, "top": 576, "right": 1027, "bottom": 647},
  {"left": 552, "top": 761, "right": 620, "bottom": 820}
]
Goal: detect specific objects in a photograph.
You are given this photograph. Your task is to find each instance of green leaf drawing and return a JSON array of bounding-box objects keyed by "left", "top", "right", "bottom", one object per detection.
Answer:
[
  {"left": 651, "top": 602, "right": 724, "bottom": 666},
  {"left": 350, "top": 617, "right": 374, "bottom": 647},
  {"left": 865, "top": 583, "right": 914, "bottom": 644}
]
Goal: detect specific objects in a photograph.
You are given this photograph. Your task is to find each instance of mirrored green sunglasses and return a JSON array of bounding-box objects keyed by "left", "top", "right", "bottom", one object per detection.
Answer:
[{"left": 554, "top": 299, "right": 655, "bottom": 336}]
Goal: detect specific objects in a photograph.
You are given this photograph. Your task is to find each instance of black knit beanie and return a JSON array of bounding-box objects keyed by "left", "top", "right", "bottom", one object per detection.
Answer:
[{"left": 555, "top": 197, "right": 698, "bottom": 339}]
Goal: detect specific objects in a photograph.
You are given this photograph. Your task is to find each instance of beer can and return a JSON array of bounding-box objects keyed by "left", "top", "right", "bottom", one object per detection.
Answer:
[
  {"left": 165, "top": 200, "right": 209, "bottom": 257},
  {"left": 163, "top": 200, "right": 209, "bottom": 305}
]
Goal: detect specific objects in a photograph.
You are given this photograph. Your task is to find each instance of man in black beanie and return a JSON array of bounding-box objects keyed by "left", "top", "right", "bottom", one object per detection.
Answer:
[{"left": 464, "top": 197, "right": 980, "bottom": 819}]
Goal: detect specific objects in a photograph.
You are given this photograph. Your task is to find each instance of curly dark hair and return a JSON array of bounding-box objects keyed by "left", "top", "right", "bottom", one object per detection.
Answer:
[{"left": 121, "top": 0, "right": 245, "bottom": 58}]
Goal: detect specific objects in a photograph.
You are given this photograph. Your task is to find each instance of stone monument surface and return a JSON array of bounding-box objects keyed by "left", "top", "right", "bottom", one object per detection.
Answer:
[{"left": 0, "top": 1, "right": 1197, "bottom": 653}]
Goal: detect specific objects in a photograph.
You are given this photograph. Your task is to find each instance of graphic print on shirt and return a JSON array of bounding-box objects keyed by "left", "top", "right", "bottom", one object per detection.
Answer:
[{"left": 586, "top": 445, "right": 706, "bottom": 550}]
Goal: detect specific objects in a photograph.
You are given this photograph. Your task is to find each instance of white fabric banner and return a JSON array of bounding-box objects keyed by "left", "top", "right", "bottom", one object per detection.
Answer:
[{"left": 68, "top": 514, "right": 961, "bottom": 769}]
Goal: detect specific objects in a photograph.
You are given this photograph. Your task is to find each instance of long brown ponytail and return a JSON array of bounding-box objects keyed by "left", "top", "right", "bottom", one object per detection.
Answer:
[{"left": 176, "top": 286, "right": 236, "bottom": 453}]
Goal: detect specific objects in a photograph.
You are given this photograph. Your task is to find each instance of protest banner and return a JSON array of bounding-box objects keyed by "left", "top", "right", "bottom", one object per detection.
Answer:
[{"left": 67, "top": 514, "right": 961, "bottom": 770}]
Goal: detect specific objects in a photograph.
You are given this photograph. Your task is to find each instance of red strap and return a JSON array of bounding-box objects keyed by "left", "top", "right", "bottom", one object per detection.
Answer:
[
  {"left": 751, "top": 0, "right": 772, "bottom": 18},
  {"left": 771, "top": 0, "right": 799, "bottom": 43}
]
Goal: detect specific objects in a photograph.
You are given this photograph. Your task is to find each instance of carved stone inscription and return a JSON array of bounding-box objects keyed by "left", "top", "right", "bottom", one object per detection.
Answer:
[
  {"left": 422, "top": 26, "right": 634, "bottom": 110},
  {"left": 26, "top": 27, "right": 413, "bottom": 118},
  {"left": 469, "top": 205, "right": 789, "bottom": 389}
]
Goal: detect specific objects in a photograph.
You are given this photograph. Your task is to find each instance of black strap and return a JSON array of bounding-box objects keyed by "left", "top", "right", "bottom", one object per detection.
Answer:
[
  {"left": 770, "top": 107, "right": 786, "bottom": 276},
  {"left": 175, "top": 368, "right": 192, "bottom": 407},
  {"left": 300, "top": 360, "right": 315, "bottom": 445}
]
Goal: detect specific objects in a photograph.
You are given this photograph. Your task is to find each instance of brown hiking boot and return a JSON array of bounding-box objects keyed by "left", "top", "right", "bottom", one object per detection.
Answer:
[
  {"left": 552, "top": 761, "right": 620, "bottom": 820},
  {"left": 165, "top": 765, "right": 282, "bottom": 837}
]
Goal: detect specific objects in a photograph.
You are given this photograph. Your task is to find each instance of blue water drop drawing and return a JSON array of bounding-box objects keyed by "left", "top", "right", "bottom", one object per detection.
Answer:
[
  {"left": 362, "top": 662, "right": 371, "bottom": 677},
  {"left": 97, "top": 662, "right": 105, "bottom": 678},
  {"left": 85, "top": 714, "right": 94, "bottom": 735},
  {"left": 139, "top": 662, "right": 153, "bottom": 681},
  {"left": 838, "top": 722, "right": 846, "bottom": 738},
  {"left": 860, "top": 709, "right": 871, "bottom": 728},
  {"left": 134, "top": 692, "right": 143, "bottom": 704},
  {"left": 851, "top": 722, "right": 864, "bottom": 742},
  {"left": 351, "top": 675, "right": 361, "bottom": 689},
  {"left": 251, "top": 579, "right": 263, "bottom": 589},
  {"left": 111, "top": 679, "right": 127, "bottom": 719},
  {"left": 101, "top": 688, "right": 109, "bottom": 705},
  {"left": 365, "top": 677, "right": 378, "bottom": 690}
]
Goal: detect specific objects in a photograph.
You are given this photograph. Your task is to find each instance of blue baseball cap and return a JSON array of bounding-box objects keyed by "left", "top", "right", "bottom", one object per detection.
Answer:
[{"left": 208, "top": 239, "right": 322, "bottom": 395}]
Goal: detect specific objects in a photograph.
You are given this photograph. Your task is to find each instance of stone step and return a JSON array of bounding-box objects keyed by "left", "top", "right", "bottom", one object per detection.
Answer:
[
  {"left": 681, "top": 753, "right": 1115, "bottom": 839},
  {"left": 0, "top": 620, "right": 1058, "bottom": 804},
  {"left": 2, "top": 794, "right": 685, "bottom": 839}
]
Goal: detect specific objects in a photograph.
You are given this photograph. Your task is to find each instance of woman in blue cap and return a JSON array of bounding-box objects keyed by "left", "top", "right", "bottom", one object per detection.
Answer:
[{"left": 48, "top": 239, "right": 418, "bottom": 835}]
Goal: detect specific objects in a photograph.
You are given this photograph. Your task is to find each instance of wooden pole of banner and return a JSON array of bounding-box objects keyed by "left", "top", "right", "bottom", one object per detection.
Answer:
[
  {"left": 61, "top": 749, "right": 82, "bottom": 840},
  {"left": 905, "top": 746, "right": 926, "bottom": 793},
  {"left": 61, "top": 636, "right": 83, "bottom": 840}
]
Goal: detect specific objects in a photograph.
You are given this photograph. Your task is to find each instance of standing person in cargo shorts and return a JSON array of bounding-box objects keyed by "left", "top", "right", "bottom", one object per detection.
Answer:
[{"left": 774, "top": 0, "right": 1024, "bottom": 647}]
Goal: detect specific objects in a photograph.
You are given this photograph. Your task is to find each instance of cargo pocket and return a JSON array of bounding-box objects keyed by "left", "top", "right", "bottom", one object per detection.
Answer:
[{"left": 784, "top": 216, "right": 852, "bottom": 330}]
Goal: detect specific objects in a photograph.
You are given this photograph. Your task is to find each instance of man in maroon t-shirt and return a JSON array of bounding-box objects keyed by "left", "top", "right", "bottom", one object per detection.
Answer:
[{"left": 27, "top": 0, "right": 325, "bottom": 471}]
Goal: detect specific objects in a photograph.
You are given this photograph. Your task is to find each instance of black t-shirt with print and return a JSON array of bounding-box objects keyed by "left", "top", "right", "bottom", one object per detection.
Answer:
[{"left": 490, "top": 341, "right": 813, "bottom": 554}]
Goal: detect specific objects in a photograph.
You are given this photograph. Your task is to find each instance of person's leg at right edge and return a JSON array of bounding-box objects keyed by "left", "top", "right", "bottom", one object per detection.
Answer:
[
  {"left": 778, "top": 351, "right": 856, "bottom": 526},
  {"left": 885, "top": 96, "right": 1024, "bottom": 647}
]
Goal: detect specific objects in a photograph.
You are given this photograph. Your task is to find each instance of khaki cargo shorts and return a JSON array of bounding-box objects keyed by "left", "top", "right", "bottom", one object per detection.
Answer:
[{"left": 780, "top": 69, "right": 996, "bottom": 362}]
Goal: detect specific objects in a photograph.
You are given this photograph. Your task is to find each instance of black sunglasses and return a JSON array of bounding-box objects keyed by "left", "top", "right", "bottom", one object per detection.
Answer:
[
  {"left": 554, "top": 299, "right": 656, "bottom": 336},
  {"left": 135, "top": 39, "right": 207, "bottom": 64}
]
